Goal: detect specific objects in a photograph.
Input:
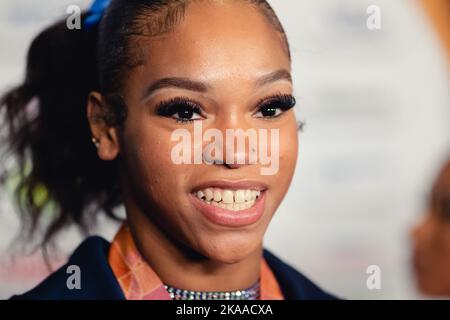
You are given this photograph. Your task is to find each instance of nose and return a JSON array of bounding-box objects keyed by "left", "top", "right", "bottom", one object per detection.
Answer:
[
  {"left": 205, "top": 112, "right": 257, "bottom": 170},
  {"left": 223, "top": 146, "right": 257, "bottom": 169}
]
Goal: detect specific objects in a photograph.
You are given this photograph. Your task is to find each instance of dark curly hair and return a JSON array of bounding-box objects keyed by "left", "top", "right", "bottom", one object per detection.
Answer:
[{"left": 0, "top": 0, "right": 290, "bottom": 248}]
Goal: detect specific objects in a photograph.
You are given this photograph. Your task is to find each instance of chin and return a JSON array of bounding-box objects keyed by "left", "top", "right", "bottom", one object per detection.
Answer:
[{"left": 197, "top": 235, "right": 261, "bottom": 264}]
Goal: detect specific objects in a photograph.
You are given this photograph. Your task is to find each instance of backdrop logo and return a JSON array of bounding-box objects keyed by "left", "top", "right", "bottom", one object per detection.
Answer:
[{"left": 170, "top": 121, "right": 280, "bottom": 176}]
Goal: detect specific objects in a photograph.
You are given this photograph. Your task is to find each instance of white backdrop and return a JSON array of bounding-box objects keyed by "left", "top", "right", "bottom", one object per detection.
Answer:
[{"left": 0, "top": 0, "right": 449, "bottom": 299}]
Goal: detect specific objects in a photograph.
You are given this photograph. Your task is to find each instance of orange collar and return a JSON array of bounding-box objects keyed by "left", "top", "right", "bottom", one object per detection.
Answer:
[{"left": 108, "top": 224, "right": 284, "bottom": 300}]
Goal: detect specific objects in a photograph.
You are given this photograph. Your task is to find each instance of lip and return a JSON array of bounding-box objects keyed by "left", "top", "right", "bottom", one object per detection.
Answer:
[{"left": 189, "top": 188, "right": 267, "bottom": 228}]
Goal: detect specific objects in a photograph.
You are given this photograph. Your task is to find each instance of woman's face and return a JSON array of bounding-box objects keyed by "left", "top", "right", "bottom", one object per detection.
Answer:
[
  {"left": 108, "top": 1, "right": 298, "bottom": 263},
  {"left": 412, "top": 161, "right": 450, "bottom": 296}
]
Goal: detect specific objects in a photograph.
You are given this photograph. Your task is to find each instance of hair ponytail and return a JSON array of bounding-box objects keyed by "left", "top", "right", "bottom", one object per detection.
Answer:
[{"left": 0, "top": 13, "right": 121, "bottom": 248}]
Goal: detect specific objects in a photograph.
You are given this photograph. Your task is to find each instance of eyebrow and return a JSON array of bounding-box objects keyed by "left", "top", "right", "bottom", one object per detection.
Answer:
[
  {"left": 142, "top": 77, "right": 210, "bottom": 100},
  {"left": 254, "top": 69, "right": 292, "bottom": 88},
  {"left": 141, "top": 69, "right": 292, "bottom": 100}
]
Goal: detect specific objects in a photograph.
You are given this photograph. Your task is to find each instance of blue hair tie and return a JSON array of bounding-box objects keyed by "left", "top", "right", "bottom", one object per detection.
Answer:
[{"left": 84, "top": 0, "right": 112, "bottom": 29}]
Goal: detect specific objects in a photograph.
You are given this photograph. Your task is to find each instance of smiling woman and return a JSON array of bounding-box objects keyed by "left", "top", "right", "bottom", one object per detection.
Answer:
[{"left": 0, "top": 0, "right": 335, "bottom": 300}]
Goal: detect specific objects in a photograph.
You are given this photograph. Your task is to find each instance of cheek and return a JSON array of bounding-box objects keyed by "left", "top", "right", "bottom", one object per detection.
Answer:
[
  {"left": 277, "top": 121, "right": 298, "bottom": 181},
  {"left": 263, "top": 120, "right": 298, "bottom": 210},
  {"left": 122, "top": 119, "right": 189, "bottom": 199}
]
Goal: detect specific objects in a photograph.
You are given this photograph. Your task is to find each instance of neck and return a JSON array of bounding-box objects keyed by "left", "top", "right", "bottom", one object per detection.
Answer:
[{"left": 125, "top": 199, "right": 262, "bottom": 292}]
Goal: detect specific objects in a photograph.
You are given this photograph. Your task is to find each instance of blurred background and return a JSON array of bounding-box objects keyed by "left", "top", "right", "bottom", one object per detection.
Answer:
[{"left": 0, "top": 0, "right": 449, "bottom": 299}]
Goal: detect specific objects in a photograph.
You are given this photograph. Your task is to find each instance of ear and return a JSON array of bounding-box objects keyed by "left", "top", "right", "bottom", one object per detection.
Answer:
[{"left": 87, "top": 92, "right": 120, "bottom": 161}]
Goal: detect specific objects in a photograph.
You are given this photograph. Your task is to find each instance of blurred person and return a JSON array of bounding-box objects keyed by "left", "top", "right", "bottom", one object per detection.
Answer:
[
  {"left": 412, "top": 157, "right": 450, "bottom": 296},
  {"left": 420, "top": 0, "right": 450, "bottom": 63},
  {"left": 412, "top": 0, "right": 450, "bottom": 299}
]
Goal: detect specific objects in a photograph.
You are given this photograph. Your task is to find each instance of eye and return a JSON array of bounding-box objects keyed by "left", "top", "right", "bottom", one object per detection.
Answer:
[
  {"left": 254, "top": 94, "right": 296, "bottom": 119},
  {"left": 256, "top": 105, "right": 283, "bottom": 118},
  {"left": 172, "top": 104, "right": 202, "bottom": 122},
  {"left": 156, "top": 97, "right": 204, "bottom": 123}
]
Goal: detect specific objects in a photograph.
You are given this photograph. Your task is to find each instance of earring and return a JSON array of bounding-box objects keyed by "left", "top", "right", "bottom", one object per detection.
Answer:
[{"left": 91, "top": 137, "right": 100, "bottom": 148}]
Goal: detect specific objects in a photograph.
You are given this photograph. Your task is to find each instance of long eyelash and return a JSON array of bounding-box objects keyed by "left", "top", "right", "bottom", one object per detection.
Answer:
[
  {"left": 155, "top": 96, "right": 202, "bottom": 118},
  {"left": 256, "top": 93, "right": 296, "bottom": 116},
  {"left": 176, "top": 118, "right": 195, "bottom": 124},
  {"left": 155, "top": 94, "right": 296, "bottom": 123}
]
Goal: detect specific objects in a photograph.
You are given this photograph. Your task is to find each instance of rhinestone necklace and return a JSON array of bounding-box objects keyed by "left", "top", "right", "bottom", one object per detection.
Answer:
[{"left": 164, "top": 281, "right": 260, "bottom": 300}]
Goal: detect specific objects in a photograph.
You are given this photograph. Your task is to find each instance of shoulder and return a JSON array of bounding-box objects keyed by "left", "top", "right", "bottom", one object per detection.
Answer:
[
  {"left": 10, "top": 238, "right": 337, "bottom": 300},
  {"left": 263, "top": 249, "right": 338, "bottom": 300},
  {"left": 10, "top": 236, "right": 124, "bottom": 300}
]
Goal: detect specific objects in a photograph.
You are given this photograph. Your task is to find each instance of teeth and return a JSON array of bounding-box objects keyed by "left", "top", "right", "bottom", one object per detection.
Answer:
[
  {"left": 211, "top": 201, "right": 219, "bottom": 207},
  {"left": 196, "top": 190, "right": 205, "bottom": 200},
  {"left": 251, "top": 190, "right": 260, "bottom": 199},
  {"left": 205, "top": 200, "right": 257, "bottom": 211},
  {"left": 193, "top": 187, "right": 261, "bottom": 211},
  {"left": 204, "top": 189, "right": 213, "bottom": 201},
  {"left": 244, "top": 190, "right": 252, "bottom": 201},
  {"left": 234, "top": 190, "right": 245, "bottom": 203},
  {"left": 222, "top": 190, "right": 234, "bottom": 204},
  {"left": 213, "top": 189, "right": 222, "bottom": 202}
]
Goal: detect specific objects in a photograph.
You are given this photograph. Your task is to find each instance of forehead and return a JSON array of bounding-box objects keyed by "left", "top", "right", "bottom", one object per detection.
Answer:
[{"left": 130, "top": 1, "right": 290, "bottom": 88}]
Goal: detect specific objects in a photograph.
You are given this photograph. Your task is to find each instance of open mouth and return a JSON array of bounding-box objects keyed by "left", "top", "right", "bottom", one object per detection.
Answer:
[
  {"left": 192, "top": 188, "right": 262, "bottom": 211},
  {"left": 190, "top": 181, "right": 267, "bottom": 227}
]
